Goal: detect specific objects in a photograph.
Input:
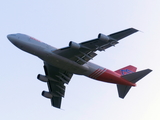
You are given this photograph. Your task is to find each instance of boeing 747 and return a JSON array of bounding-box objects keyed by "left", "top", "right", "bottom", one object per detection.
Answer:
[{"left": 7, "top": 28, "right": 152, "bottom": 108}]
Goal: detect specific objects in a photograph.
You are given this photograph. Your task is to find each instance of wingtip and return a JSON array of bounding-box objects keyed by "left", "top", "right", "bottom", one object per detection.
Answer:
[{"left": 130, "top": 28, "right": 139, "bottom": 32}]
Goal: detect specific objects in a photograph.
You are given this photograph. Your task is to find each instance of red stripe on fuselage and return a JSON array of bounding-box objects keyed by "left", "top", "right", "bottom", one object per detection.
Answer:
[
  {"left": 94, "top": 69, "right": 107, "bottom": 79},
  {"left": 89, "top": 68, "right": 107, "bottom": 79},
  {"left": 30, "top": 37, "right": 41, "bottom": 42},
  {"left": 95, "top": 69, "right": 135, "bottom": 86},
  {"left": 89, "top": 69, "right": 100, "bottom": 78}
]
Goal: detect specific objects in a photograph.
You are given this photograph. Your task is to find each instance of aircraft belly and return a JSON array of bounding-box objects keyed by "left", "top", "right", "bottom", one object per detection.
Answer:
[
  {"left": 17, "top": 41, "right": 89, "bottom": 74},
  {"left": 13, "top": 40, "right": 46, "bottom": 56},
  {"left": 39, "top": 51, "right": 89, "bottom": 74}
]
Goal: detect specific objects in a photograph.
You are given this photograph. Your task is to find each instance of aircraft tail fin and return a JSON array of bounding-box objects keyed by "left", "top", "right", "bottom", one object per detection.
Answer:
[
  {"left": 115, "top": 65, "right": 137, "bottom": 76},
  {"left": 117, "top": 69, "right": 152, "bottom": 98}
]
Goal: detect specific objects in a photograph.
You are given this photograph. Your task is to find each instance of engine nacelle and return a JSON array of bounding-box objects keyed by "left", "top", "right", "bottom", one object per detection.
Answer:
[
  {"left": 98, "top": 33, "right": 111, "bottom": 42},
  {"left": 69, "top": 41, "right": 81, "bottom": 49},
  {"left": 37, "top": 74, "right": 48, "bottom": 82},
  {"left": 42, "top": 91, "right": 53, "bottom": 99}
]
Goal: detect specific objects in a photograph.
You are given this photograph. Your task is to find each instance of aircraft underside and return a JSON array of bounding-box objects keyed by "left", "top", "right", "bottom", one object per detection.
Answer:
[{"left": 7, "top": 28, "right": 152, "bottom": 108}]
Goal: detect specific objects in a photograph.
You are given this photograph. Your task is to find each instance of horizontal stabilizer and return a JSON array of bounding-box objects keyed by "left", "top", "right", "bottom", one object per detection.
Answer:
[{"left": 117, "top": 69, "right": 152, "bottom": 98}]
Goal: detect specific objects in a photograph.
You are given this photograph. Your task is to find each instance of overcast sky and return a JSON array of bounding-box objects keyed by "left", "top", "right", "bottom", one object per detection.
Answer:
[{"left": 1, "top": 0, "right": 160, "bottom": 120}]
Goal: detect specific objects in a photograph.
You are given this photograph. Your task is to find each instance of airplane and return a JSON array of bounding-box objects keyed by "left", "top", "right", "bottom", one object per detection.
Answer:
[{"left": 7, "top": 28, "right": 152, "bottom": 108}]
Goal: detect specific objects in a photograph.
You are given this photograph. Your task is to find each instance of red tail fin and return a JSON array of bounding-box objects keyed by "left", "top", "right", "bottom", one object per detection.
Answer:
[{"left": 115, "top": 65, "right": 137, "bottom": 76}]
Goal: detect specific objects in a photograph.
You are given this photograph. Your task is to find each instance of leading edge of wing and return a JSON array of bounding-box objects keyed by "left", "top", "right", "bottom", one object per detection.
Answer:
[
  {"left": 80, "top": 28, "right": 138, "bottom": 52},
  {"left": 53, "top": 28, "right": 138, "bottom": 65}
]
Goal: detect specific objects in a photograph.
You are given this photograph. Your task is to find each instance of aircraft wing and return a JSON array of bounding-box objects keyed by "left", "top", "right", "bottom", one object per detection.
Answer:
[
  {"left": 43, "top": 62, "right": 73, "bottom": 108},
  {"left": 54, "top": 28, "right": 138, "bottom": 65}
]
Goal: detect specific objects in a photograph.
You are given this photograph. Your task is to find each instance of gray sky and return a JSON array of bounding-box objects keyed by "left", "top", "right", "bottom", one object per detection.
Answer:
[{"left": 1, "top": 0, "right": 160, "bottom": 120}]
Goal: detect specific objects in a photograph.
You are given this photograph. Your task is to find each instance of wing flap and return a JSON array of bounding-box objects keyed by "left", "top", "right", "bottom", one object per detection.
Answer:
[{"left": 54, "top": 47, "right": 97, "bottom": 65}]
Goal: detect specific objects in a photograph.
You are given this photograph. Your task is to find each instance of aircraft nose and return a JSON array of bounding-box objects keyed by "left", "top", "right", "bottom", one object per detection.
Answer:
[
  {"left": 7, "top": 34, "right": 16, "bottom": 40},
  {"left": 7, "top": 34, "right": 18, "bottom": 43}
]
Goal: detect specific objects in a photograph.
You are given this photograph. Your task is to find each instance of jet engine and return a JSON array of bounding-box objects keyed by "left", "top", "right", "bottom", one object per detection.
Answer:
[
  {"left": 42, "top": 91, "right": 53, "bottom": 99},
  {"left": 37, "top": 74, "right": 48, "bottom": 82},
  {"left": 98, "top": 33, "right": 111, "bottom": 42},
  {"left": 69, "top": 41, "right": 81, "bottom": 49}
]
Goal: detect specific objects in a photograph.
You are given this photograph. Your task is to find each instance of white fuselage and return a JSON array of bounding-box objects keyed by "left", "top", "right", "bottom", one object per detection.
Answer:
[{"left": 7, "top": 33, "right": 103, "bottom": 75}]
